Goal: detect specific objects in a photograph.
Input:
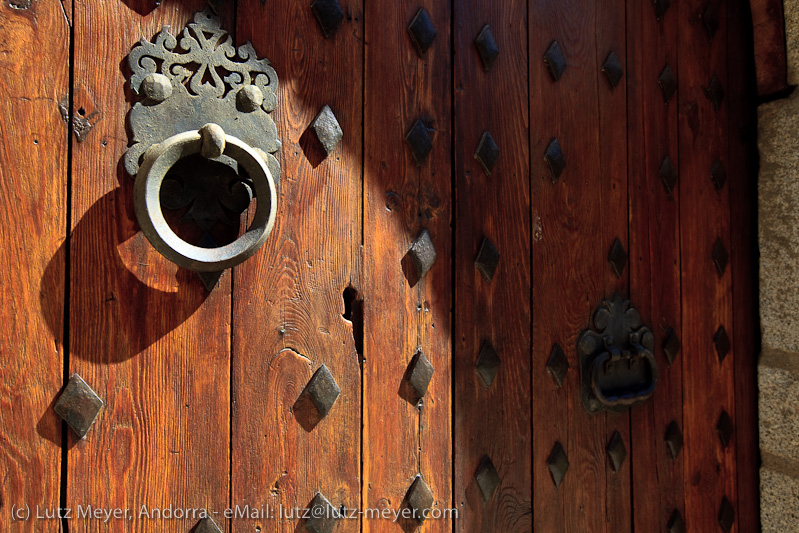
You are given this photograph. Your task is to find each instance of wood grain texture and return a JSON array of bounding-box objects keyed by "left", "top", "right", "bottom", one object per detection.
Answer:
[
  {"left": 68, "top": 2, "right": 232, "bottom": 531},
  {"left": 232, "top": 0, "right": 363, "bottom": 531},
  {"left": 455, "top": 2, "right": 531, "bottom": 531},
  {"left": 362, "top": 1, "right": 452, "bottom": 532},
  {"left": 749, "top": 0, "right": 790, "bottom": 98},
  {"left": 0, "top": 1, "right": 69, "bottom": 531}
]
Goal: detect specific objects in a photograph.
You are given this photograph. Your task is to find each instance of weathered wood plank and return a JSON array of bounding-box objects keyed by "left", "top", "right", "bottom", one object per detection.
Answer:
[{"left": 749, "top": 0, "right": 790, "bottom": 98}]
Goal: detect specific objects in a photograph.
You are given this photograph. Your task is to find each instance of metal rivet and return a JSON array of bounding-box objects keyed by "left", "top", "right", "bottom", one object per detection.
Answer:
[
  {"left": 653, "top": 0, "right": 671, "bottom": 20},
  {"left": 140, "top": 72, "right": 172, "bottom": 102},
  {"left": 311, "top": 105, "right": 343, "bottom": 156},
  {"left": 404, "top": 350, "right": 434, "bottom": 404},
  {"left": 665, "top": 420, "right": 683, "bottom": 459},
  {"left": 660, "top": 156, "right": 678, "bottom": 196},
  {"left": 663, "top": 327, "right": 681, "bottom": 366},
  {"left": 475, "top": 456, "right": 501, "bottom": 502},
  {"left": 606, "top": 431, "right": 627, "bottom": 472},
  {"left": 717, "top": 410, "right": 734, "bottom": 448},
  {"left": 712, "top": 238, "right": 728, "bottom": 277},
  {"left": 193, "top": 515, "right": 223, "bottom": 533},
  {"left": 705, "top": 75, "right": 725, "bottom": 112},
  {"left": 404, "top": 475, "right": 434, "bottom": 524},
  {"left": 711, "top": 159, "right": 727, "bottom": 193},
  {"left": 546, "top": 343, "right": 570, "bottom": 388},
  {"left": 311, "top": 0, "right": 344, "bottom": 39},
  {"left": 474, "top": 131, "right": 500, "bottom": 175},
  {"left": 658, "top": 64, "right": 677, "bottom": 104},
  {"left": 406, "top": 229, "right": 437, "bottom": 281},
  {"left": 476, "top": 341, "right": 501, "bottom": 388},
  {"left": 474, "top": 24, "right": 500, "bottom": 72},
  {"left": 547, "top": 441, "right": 569, "bottom": 488},
  {"left": 714, "top": 325, "right": 731, "bottom": 362},
  {"left": 199, "top": 123, "right": 226, "bottom": 159},
  {"left": 54, "top": 374, "right": 104, "bottom": 439},
  {"left": 544, "top": 40, "right": 567, "bottom": 81},
  {"left": 667, "top": 509, "right": 686, "bottom": 533},
  {"left": 718, "top": 496, "right": 735, "bottom": 532},
  {"left": 406, "top": 118, "right": 433, "bottom": 166},
  {"left": 544, "top": 138, "right": 566, "bottom": 182},
  {"left": 602, "top": 51, "right": 623, "bottom": 89},
  {"left": 236, "top": 85, "right": 263, "bottom": 113},
  {"left": 297, "top": 364, "right": 340, "bottom": 418},
  {"left": 474, "top": 237, "right": 500, "bottom": 282},
  {"left": 197, "top": 270, "right": 224, "bottom": 292},
  {"left": 408, "top": 8, "right": 437, "bottom": 58},
  {"left": 608, "top": 237, "right": 628, "bottom": 279},
  {"left": 305, "top": 492, "right": 337, "bottom": 533},
  {"left": 701, "top": 3, "right": 719, "bottom": 41}
]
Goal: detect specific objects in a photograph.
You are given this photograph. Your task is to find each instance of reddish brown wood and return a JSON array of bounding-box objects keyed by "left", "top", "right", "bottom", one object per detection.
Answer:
[
  {"left": 750, "top": 0, "right": 790, "bottom": 98},
  {"left": 0, "top": 1, "right": 69, "bottom": 531}
]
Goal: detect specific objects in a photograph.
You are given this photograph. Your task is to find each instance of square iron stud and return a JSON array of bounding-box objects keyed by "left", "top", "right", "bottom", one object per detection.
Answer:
[
  {"left": 701, "top": 2, "right": 719, "bottom": 41},
  {"left": 476, "top": 341, "right": 501, "bottom": 389},
  {"left": 714, "top": 325, "right": 731, "bottom": 363},
  {"left": 474, "top": 131, "right": 500, "bottom": 176},
  {"left": 606, "top": 431, "right": 627, "bottom": 473},
  {"left": 547, "top": 441, "right": 569, "bottom": 488},
  {"left": 54, "top": 374, "right": 104, "bottom": 439},
  {"left": 711, "top": 159, "right": 727, "bottom": 193},
  {"left": 602, "top": 51, "right": 623, "bottom": 89},
  {"left": 665, "top": 420, "right": 684, "bottom": 459},
  {"left": 300, "top": 364, "right": 340, "bottom": 418},
  {"left": 718, "top": 496, "right": 735, "bottom": 532},
  {"left": 653, "top": 0, "right": 671, "bottom": 20},
  {"left": 404, "top": 350, "right": 435, "bottom": 404},
  {"left": 544, "top": 40, "right": 567, "bottom": 81},
  {"left": 544, "top": 138, "right": 566, "bottom": 182},
  {"left": 717, "top": 410, "right": 734, "bottom": 448},
  {"left": 475, "top": 456, "right": 501, "bottom": 502},
  {"left": 474, "top": 237, "right": 500, "bottom": 282},
  {"left": 658, "top": 64, "right": 677, "bottom": 104},
  {"left": 406, "top": 119, "right": 433, "bottom": 166},
  {"left": 311, "top": 0, "right": 344, "bottom": 39},
  {"left": 404, "top": 475, "right": 434, "bottom": 525},
  {"left": 474, "top": 24, "right": 500, "bottom": 72},
  {"left": 705, "top": 75, "right": 725, "bottom": 112},
  {"left": 408, "top": 8, "right": 437, "bottom": 58},
  {"left": 660, "top": 156, "right": 678, "bottom": 196},
  {"left": 407, "top": 229, "right": 437, "bottom": 281},
  {"left": 306, "top": 492, "right": 337, "bottom": 533},
  {"left": 608, "top": 237, "right": 628, "bottom": 279},
  {"left": 667, "top": 509, "right": 686, "bottom": 533},
  {"left": 311, "top": 105, "right": 343, "bottom": 156},
  {"left": 546, "top": 343, "right": 570, "bottom": 388},
  {"left": 712, "top": 237, "right": 728, "bottom": 277},
  {"left": 193, "top": 516, "right": 222, "bottom": 533},
  {"left": 663, "top": 327, "right": 681, "bottom": 366}
]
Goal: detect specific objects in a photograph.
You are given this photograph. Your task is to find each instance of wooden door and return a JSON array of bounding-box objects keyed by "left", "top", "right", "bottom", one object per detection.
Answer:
[{"left": 0, "top": 0, "right": 759, "bottom": 531}]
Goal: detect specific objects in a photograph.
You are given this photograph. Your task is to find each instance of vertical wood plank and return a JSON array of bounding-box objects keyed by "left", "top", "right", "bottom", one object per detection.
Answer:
[
  {"left": 68, "top": 2, "right": 231, "bottom": 531},
  {"left": 233, "top": 0, "right": 363, "bottom": 531},
  {"left": 455, "top": 2, "right": 531, "bottom": 530},
  {"left": 0, "top": 1, "right": 69, "bottom": 531}
]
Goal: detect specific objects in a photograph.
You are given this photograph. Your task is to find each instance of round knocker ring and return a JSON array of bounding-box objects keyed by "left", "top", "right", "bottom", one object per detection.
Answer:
[{"left": 134, "top": 123, "right": 277, "bottom": 272}]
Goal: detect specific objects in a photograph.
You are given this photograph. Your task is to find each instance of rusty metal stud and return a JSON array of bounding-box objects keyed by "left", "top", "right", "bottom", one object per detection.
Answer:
[
  {"left": 711, "top": 159, "right": 727, "bottom": 193},
  {"left": 408, "top": 8, "right": 437, "bottom": 58},
  {"left": 712, "top": 238, "right": 728, "bottom": 277},
  {"left": 474, "top": 24, "right": 499, "bottom": 72},
  {"left": 311, "top": 105, "right": 343, "bottom": 156},
  {"left": 404, "top": 350, "right": 434, "bottom": 404},
  {"left": 653, "top": 0, "right": 671, "bottom": 20},
  {"left": 663, "top": 327, "right": 681, "bottom": 366},
  {"left": 658, "top": 64, "right": 677, "bottom": 104},
  {"left": 54, "top": 374, "right": 104, "bottom": 439},
  {"left": 602, "top": 51, "right": 623, "bottom": 89},
  {"left": 311, "top": 0, "right": 344, "bottom": 39},
  {"left": 705, "top": 75, "right": 725, "bottom": 112},
  {"left": 608, "top": 237, "right": 628, "bottom": 278},
  {"left": 299, "top": 364, "right": 340, "bottom": 418},
  {"left": 407, "top": 229, "right": 437, "bottom": 281},
  {"left": 717, "top": 410, "right": 733, "bottom": 448},
  {"left": 404, "top": 475, "right": 434, "bottom": 525},
  {"left": 406, "top": 119, "right": 433, "bottom": 166},
  {"left": 544, "top": 40, "right": 567, "bottom": 81},
  {"left": 194, "top": 515, "right": 223, "bottom": 533},
  {"left": 660, "top": 156, "right": 678, "bottom": 196},
  {"left": 606, "top": 431, "right": 627, "bottom": 472},
  {"left": 475, "top": 456, "right": 501, "bottom": 502},
  {"left": 544, "top": 138, "right": 566, "bottom": 182},
  {"left": 547, "top": 441, "right": 569, "bottom": 488},
  {"left": 667, "top": 510, "right": 686, "bottom": 533},
  {"left": 701, "top": 3, "right": 719, "bottom": 41},
  {"left": 474, "top": 237, "right": 500, "bottom": 282},
  {"left": 474, "top": 131, "right": 500, "bottom": 175},
  {"left": 476, "top": 341, "right": 501, "bottom": 388},
  {"left": 718, "top": 496, "right": 735, "bottom": 532},
  {"left": 714, "top": 325, "right": 731, "bottom": 362},
  {"left": 665, "top": 420, "right": 683, "bottom": 459},
  {"left": 546, "top": 343, "right": 570, "bottom": 388},
  {"left": 306, "top": 492, "right": 337, "bottom": 533}
]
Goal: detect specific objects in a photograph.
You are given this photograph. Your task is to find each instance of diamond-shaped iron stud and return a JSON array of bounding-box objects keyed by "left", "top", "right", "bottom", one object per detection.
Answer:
[
  {"left": 475, "top": 24, "right": 499, "bottom": 72},
  {"left": 475, "top": 237, "right": 500, "bottom": 282},
  {"left": 667, "top": 510, "right": 686, "bottom": 533},
  {"left": 475, "top": 456, "right": 501, "bottom": 502},
  {"left": 717, "top": 410, "right": 734, "bottom": 448},
  {"left": 311, "top": 105, "right": 343, "bottom": 156},
  {"left": 405, "top": 351, "right": 434, "bottom": 404},
  {"left": 659, "top": 64, "right": 677, "bottom": 104},
  {"left": 544, "top": 40, "right": 567, "bottom": 81},
  {"left": 701, "top": 2, "right": 719, "bottom": 41},
  {"left": 714, "top": 325, "right": 731, "bottom": 362},
  {"left": 544, "top": 138, "right": 566, "bottom": 182},
  {"left": 408, "top": 8, "right": 437, "bottom": 58},
  {"left": 663, "top": 327, "right": 681, "bottom": 366},
  {"left": 660, "top": 156, "right": 678, "bottom": 196},
  {"left": 193, "top": 515, "right": 223, "bottom": 533},
  {"left": 609, "top": 237, "right": 628, "bottom": 278},
  {"left": 406, "top": 119, "right": 433, "bottom": 166},
  {"left": 712, "top": 238, "right": 728, "bottom": 277},
  {"left": 407, "top": 229, "right": 437, "bottom": 281},
  {"left": 476, "top": 341, "right": 501, "bottom": 388},
  {"left": 718, "top": 496, "right": 735, "bottom": 532},
  {"left": 665, "top": 420, "right": 683, "bottom": 459},
  {"left": 546, "top": 343, "right": 570, "bottom": 388},
  {"left": 299, "top": 364, "right": 340, "bottom": 418},
  {"left": 606, "top": 431, "right": 627, "bottom": 473},
  {"left": 653, "top": 0, "right": 671, "bottom": 20},
  {"left": 547, "top": 441, "right": 569, "bottom": 488},
  {"left": 602, "top": 51, "right": 623, "bottom": 89},
  {"left": 711, "top": 159, "right": 727, "bottom": 193},
  {"left": 474, "top": 131, "right": 500, "bottom": 175},
  {"left": 311, "top": 0, "right": 344, "bottom": 39},
  {"left": 305, "top": 492, "right": 337, "bottom": 533},
  {"left": 404, "top": 475, "right": 434, "bottom": 525},
  {"left": 705, "top": 75, "right": 725, "bottom": 112},
  {"left": 54, "top": 374, "right": 104, "bottom": 439}
]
